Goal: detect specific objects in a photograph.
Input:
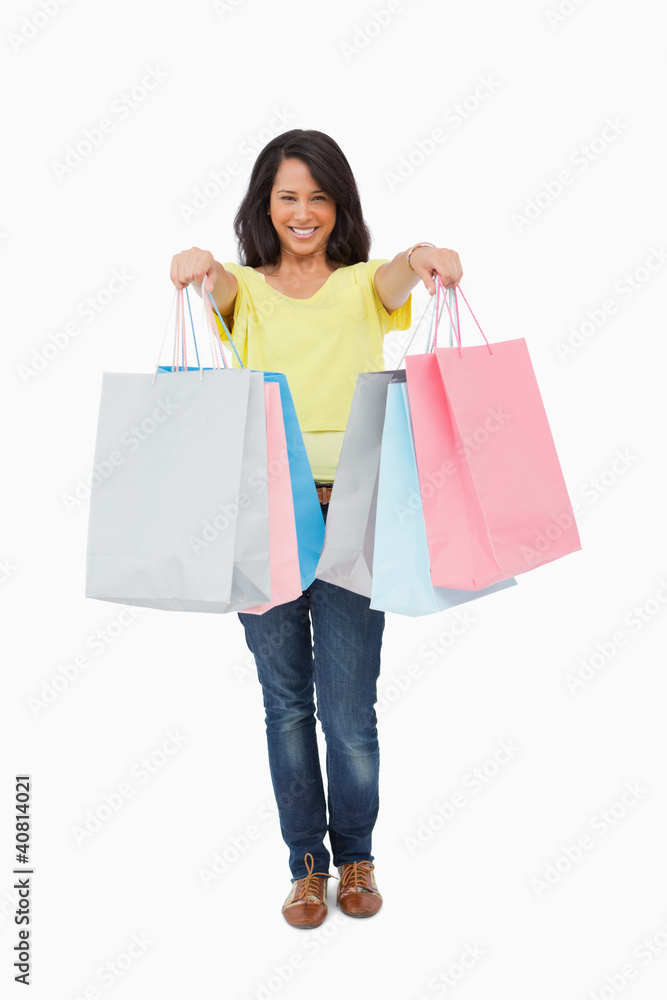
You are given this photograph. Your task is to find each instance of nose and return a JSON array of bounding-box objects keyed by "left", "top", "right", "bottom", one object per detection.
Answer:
[{"left": 292, "top": 201, "right": 314, "bottom": 222}]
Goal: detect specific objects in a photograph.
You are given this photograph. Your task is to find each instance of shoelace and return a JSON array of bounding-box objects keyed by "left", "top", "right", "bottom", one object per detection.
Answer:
[
  {"left": 294, "top": 852, "right": 335, "bottom": 902},
  {"left": 339, "top": 860, "right": 375, "bottom": 892}
]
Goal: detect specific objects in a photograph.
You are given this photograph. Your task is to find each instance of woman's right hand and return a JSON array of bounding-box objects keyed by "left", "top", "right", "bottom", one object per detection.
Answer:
[{"left": 170, "top": 246, "right": 218, "bottom": 294}]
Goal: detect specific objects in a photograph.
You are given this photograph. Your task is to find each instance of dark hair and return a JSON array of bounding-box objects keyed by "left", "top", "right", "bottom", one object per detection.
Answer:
[{"left": 233, "top": 129, "right": 372, "bottom": 268}]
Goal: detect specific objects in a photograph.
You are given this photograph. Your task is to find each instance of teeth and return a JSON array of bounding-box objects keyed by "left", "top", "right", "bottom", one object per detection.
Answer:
[{"left": 291, "top": 227, "right": 315, "bottom": 234}]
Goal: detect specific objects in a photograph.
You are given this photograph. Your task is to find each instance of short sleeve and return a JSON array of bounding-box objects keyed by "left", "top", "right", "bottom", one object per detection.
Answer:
[{"left": 366, "top": 258, "right": 412, "bottom": 336}]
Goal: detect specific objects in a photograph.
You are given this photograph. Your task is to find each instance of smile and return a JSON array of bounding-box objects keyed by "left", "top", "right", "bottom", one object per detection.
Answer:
[{"left": 289, "top": 227, "right": 317, "bottom": 237}]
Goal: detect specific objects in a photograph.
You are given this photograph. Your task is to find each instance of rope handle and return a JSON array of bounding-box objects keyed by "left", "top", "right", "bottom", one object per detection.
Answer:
[
  {"left": 200, "top": 277, "right": 245, "bottom": 369},
  {"left": 395, "top": 281, "right": 456, "bottom": 369},
  {"left": 153, "top": 286, "right": 206, "bottom": 382},
  {"left": 200, "top": 279, "right": 227, "bottom": 371},
  {"left": 433, "top": 273, "right": 493, "bottom": 358},
  {"left": 152, "top": 275, "right": 245, "bottom": 384}
]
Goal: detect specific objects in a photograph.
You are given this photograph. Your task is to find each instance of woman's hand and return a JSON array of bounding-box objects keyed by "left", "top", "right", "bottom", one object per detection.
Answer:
[
  {"left": 170, "top": 246, "right": 218, "bottom": 293},
  {"left": 374, "top": 245, "right": 464, "bottom": 312},
  {"left": 409, "top": 246, "right": 463, "bottom": 295},
  {"left": 169, "top": 247, "right": 238, "bottom": 318}
]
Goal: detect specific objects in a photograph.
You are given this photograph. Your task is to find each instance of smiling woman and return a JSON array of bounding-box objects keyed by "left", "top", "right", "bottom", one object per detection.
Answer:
[
  {"left": 256, "top": 158, "right": 338, "bottom": 297},
  {"left": 169, "top": 127, "right": 462, "bottom": 929}
]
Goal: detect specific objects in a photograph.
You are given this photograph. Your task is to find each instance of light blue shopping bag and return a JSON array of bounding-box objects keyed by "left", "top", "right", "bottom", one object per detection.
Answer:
[{"left": 370, "top": 374, "right": 517, "bottom": 616}]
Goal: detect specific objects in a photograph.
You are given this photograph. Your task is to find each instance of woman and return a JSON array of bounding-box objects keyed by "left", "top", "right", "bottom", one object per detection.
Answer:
[{"left": 170, "top": 129, "right": 462, "bottom": 928}]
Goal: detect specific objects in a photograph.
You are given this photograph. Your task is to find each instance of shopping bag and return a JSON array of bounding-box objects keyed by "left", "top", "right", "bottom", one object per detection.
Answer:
[
  {"left": 86, "top": 286, "right": 272, "bottom": 613},
  {"left": 314, "top": 370, "right": 396, "bottom": 597},
  {"left": 313, "top": 289, "right": 458, "bottom": 600},
  {"left": 370, "top": 374, "right": 517, "bottom": 615},
  {"left": 85, "top": 368, "right": 254, "bottom": 611},
  {"left": 208, "top": 295, "right": 325, "bottom": 591},
  {"left": 218, "top": 369, "right": 272, "bottom": 611},
  {"left": 150, "top": 365, "right": 274, "bottom": 610},
  {"left": 406, "top": 277, "right": 581, "bottom": 590},
  {"left": 241, "top": 381, "right": 303, "bottom": 613},
  {"left": 261, "top": 372, "right": 324, "bottom": 591}
]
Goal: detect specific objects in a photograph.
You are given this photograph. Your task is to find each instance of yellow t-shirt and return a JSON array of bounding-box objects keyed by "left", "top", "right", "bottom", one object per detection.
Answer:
[{"left": 212, "top": 259, "right": 412, "bottom": 481}]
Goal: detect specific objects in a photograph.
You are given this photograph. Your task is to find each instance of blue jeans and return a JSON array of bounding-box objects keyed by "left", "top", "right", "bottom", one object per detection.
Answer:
[{"left": 237, "top": 503, "right": 385, "bottom": 881}]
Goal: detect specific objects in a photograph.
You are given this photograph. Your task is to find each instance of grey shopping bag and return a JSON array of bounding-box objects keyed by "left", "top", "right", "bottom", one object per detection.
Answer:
[
  {"left": 314, "top": 370, "right": 396, "bottom": 597},
  {"left": 85, "top": 367, "right": 264, "bottom": 612}
]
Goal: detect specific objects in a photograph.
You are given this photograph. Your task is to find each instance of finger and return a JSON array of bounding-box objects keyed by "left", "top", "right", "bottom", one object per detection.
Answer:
[
  {"left": 440, "top": 269, "right": 463, "bottom": 289},
  {"left": 170, "top": 254, "right": 187, "bottom": 289},
  {"left": 171, "top": 249, "right": 211, "bottom": 290},
  {"left": 177, "top": 256, "right": 194, "bottom": 290},
  {"left": 433, "top": 251, "right": 463, "bottom": 288},
  {"left": 194, "top": 254, "right": 214, "bottom": 294},
  {"left": 429, "top": 269, "right": 454, "bottom": 292},
  {"left": 418, "top": 268, "right": 437, "bottom": 295}
]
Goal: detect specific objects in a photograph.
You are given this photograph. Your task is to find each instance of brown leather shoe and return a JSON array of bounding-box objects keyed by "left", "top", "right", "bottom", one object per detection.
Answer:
[
  {"left": 337, "top": 860, "right": 383, "bottom": 917},
  {"left": 282, "top": 853, "right": 332, "bottom": 928}
]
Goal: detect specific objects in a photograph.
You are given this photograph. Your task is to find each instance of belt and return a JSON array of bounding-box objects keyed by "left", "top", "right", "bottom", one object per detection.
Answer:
[{"left": 314, "top": 482, "right": 334, "bottom": 505}]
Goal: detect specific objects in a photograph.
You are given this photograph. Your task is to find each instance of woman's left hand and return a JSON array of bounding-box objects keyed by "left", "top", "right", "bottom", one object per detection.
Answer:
[{"left": 409, "top": 246, "right": 463, "bottom": 294}]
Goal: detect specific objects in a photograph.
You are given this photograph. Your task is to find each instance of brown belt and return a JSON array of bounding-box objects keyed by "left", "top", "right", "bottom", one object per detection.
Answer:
[{"left": 315, "top": 482, "right": 334, "bottom": 505}]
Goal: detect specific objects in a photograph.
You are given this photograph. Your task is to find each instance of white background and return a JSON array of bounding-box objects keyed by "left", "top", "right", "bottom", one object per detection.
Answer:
[{"left": 2, "top": 0, "right": 666, "bottom": 997}]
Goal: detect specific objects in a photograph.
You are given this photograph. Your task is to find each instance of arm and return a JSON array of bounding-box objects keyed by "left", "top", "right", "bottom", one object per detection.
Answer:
[{"left": 372, "top": 245, "right": 463, "bottom": 313}]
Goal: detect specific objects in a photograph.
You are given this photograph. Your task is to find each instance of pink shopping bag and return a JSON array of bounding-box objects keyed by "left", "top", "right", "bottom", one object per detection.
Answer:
[
  {"left": 406, "top": 277, "right": 581, "bottom": 590},
  {"left": 241, "top": 381, "right": 303, "bottom": 613}
]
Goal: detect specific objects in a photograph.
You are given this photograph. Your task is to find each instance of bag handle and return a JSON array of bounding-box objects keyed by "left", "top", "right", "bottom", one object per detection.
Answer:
[
  {"left": 152, "top": 279, "right": 246, "bottom": 384},
  {"left": 433, "top": 273, "right": 493, "bottom": 358},
  {"left": 153, "top": 286, "right": 210, "bottom": 382},
  {"left": 175, "top": 285, "right": 200, "bottom": 370},
  {"left": 200, "top": 282, "right": 245, "bottom": 369},
  {"left": 199, "top": 282, "right": 227, "bottom": 371},
  {"left": 395, "top": 281, "right": 457, "bottom": 369},
  {"left": 426, "top": 279, "right": 457, "bottom": 354}
]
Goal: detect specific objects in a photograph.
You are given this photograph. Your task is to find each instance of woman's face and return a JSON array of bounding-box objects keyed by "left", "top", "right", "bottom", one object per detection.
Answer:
[{"left": 267, "top": 157, "right": 336, "bottom": 260}]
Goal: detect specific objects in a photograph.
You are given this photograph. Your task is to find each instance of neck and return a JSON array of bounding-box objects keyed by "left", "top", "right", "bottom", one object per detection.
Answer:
[{"left": 270, "top": 245, "right": 333, "bottom": 275}]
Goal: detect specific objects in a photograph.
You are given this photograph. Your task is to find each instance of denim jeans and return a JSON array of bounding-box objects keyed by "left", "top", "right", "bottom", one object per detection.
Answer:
[{"left": 237, "top": 503, "right": 385, "bottom": 881}]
